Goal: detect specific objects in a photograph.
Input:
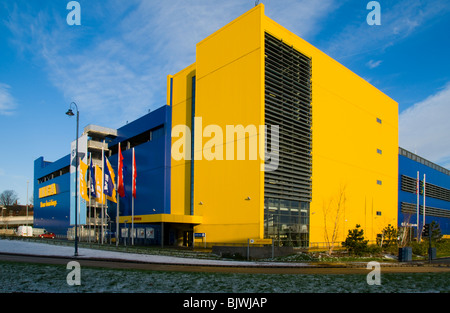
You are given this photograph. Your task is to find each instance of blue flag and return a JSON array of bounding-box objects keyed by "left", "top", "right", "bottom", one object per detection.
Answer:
[{"left": 104, "top": 157, "right": 117, "bottom": 203}]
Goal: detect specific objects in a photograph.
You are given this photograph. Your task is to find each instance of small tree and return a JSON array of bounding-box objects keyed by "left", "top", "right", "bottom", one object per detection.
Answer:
[
  {"left": 322, "top": 185, "right": 346, "bottom": 255},
  {"left": 342, "top": 224, "right": 368, "bottom": 256},
  {"left": 380, "top": 224, "right": 398, "bottom": 248},
  {"left": 429, "top": 221, "right": 443, "bottom": 243}
]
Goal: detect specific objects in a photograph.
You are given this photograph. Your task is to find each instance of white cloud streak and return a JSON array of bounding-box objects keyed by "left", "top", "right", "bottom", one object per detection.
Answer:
[
  {"left": 399, "top": 83, "right": 450, "bottom": 169},
  {"left": 4, "top": 1, "right": 336, "bottom": 128},
  {"left": 367, "top": 60, "right": 382, "bottom": 69},
  {"left": 0, "top": 83, "right": 18, "bottom": 116},
  {"left": 325, "top": 0, "right": 450, "bottom": 60}
]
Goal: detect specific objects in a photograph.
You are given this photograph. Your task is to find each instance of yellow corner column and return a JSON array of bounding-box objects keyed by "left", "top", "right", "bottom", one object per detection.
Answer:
[
  {"left": 193, "top": 5, "right": 266, "bottom": 244},
  {"left": 170, "top": 64, "right": 196, "bottom": 217}
]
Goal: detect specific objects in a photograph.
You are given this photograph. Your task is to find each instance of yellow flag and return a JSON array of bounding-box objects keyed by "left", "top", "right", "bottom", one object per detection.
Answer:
[
  {"left": 79, "top": 158, "right": 89, "bottom": 202},
  {"left": 95, "top": 165, "right": 105, "bottom": 204}
]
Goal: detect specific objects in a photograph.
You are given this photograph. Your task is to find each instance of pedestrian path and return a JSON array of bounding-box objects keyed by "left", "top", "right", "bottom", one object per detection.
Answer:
[{"left": 0, "top": 238, "right": 312, "bottom": 268}]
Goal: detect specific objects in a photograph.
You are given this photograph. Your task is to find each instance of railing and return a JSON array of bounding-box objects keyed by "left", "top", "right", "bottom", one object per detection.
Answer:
[{"left": 0, "top": 216, "right": 33, "bottom": 226}]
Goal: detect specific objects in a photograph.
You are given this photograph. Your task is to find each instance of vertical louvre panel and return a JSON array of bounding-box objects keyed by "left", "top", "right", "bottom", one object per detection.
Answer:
[{"left": 264, "top": 32, "right": 312, "bottom": 202}]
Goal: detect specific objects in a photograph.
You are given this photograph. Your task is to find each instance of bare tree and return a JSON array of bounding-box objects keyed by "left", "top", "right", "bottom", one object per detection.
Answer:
[
  {"left": 398, "top": 213, "right": 413, "bottom": 248},
  {"left": 0, "top": 190, "right": 19, "bottom": 206},
  {"left": 322, "top": 185, "right": 346, "bottom": 255}
]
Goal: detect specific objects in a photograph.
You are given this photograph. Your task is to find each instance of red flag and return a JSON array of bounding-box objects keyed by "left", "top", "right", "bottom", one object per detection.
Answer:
[
  {"left": 416, "top": 171, "right": 419, "bottom": 195},
  {"left": 118, "top": 142, "right": 125, "bottom": 198},
  {"left": 132, "top": 148, "right": 137, "bottom": 198}
]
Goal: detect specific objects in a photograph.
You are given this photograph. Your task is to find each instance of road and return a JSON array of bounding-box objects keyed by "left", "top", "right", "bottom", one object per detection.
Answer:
[{"left": 1, "top": 252, "right": 450, "bottom": 274}]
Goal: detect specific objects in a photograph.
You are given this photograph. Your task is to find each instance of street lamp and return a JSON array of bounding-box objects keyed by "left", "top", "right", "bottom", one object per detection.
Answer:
[{"left": 66, "top": 102, "right": 79, "bottom": 257}]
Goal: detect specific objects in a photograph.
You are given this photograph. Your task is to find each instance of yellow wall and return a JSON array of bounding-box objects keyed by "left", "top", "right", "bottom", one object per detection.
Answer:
[
  {"left": 264, "top": 13, "right": 398, "bottom": 245},
  {"left": 169, "top": 4, "right": 398, "bottom": 246},
  {"left": 192, "top": 5, "right": 265, "bottom": 243}
]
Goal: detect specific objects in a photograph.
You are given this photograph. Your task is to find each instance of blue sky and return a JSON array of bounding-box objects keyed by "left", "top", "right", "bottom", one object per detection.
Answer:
[{"left": 1, "top": 0, "right": 450, "bottom": 204}]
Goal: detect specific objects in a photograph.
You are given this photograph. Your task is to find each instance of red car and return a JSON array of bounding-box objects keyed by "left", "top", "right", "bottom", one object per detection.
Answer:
[{"left": 39, "top": 232, "right": 56, "bottom": 239}]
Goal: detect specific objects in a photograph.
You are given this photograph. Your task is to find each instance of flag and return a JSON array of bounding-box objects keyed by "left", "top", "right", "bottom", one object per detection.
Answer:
[
  {"left": 104, "top": 157, "right": 117, "bottom": 203},
  {"left": 416, "top": 171, "right": 419, "bottom": 194},
  {"left": 89, "top": 157, "right": 96, "bottom": 198},
  {"left": 95, "top": 165, "right": 105, "bottom": 204},
  {"left": 132, "top": 148, "right": 137, "bottom": 198},
  {"left": 79, "top": 158, "right": 89, "bottom": 202},
  {"left": 118, "top": 143, "right": 125, "bottom": 198}
]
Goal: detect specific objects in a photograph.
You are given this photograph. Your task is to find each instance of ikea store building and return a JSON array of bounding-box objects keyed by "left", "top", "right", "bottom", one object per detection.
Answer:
[{"left": 33, "top": 5, "right": 450, "bottom": 247}]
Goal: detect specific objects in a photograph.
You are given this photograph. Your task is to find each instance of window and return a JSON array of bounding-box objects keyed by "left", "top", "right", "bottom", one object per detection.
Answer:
[
  {"left": 377, "top": 180, "right": 382, "bottom": 185},
  {"left": 377, "top": 149, "right": 382, "bottom": 154},
  {"left": 376, "top": 211, "right": 382, "bottom": 216},
  {"left": 37, "top": 165, "right": 70, "bottom": 184},
  {"left": 109, "top": 125, "right": 164, "bottom": 155},
  {"left": 376, "top": 117, "right": 382, "bottom": 124},
  {"left": 264, "top": 198, "right": 310, "bottom": 247}
]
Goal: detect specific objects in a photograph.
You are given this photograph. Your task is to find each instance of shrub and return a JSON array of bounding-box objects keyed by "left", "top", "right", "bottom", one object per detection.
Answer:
[
  {"left": 380, "top": 224, "right": 398, "bottom": 248},
  {"left": 411, "top": 241, "right": 427, "bottom": 256},
  {"left": 342, "top": 224, "right": 369, "bottom": 256},
  {"left": 366, "top": 244, "right": 382, "bottom": 256}
]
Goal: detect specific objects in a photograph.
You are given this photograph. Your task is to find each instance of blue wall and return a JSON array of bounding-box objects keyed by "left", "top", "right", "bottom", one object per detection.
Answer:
[
  {"left": 33, "top": 155, "right": 71, "bottom": 235},
  {"left": 107, "top": 105, "right": 172, "bottom": 231},
  {"left": 398, "top": 154, "right": 450, "bottom": 236}
]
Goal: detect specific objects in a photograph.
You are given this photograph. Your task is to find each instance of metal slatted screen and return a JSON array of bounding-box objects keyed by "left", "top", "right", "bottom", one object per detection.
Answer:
[
  {"left": 264, "top": 32, "right": 312, "bottom": 247},
  {"left": 264, "top": 32, "right": 312, "bottom": 202},
  {"left": 401, "top": 202, "right": 450, "bottom": 219},
  {"left": 401, "top": 175, "right": 450, "bottom": 202}
]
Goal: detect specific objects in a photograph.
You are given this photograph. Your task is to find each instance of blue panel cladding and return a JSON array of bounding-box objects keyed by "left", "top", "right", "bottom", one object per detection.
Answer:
[
  {"left": 33, "top": 155, "right": 71, "bottom": 236},
  {"left": 108, "top": 105, "right": 172, "bottom": 218},
  {"left": 398, "top": 154, "right": 450, "bottom": 236}
]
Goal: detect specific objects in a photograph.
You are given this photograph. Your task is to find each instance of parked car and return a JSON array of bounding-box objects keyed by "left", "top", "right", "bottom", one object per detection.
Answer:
[{"left": 39, "top": 232, "right": 56, "bottom": 239}]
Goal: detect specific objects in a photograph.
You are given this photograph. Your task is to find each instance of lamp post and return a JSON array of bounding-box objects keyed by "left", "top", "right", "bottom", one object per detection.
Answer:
[
  {"left": 26, "top": 180, "right": 29, "bottom": 226},
  {"left": 66, "top": 102, "right": 79, "bottom": 257}
]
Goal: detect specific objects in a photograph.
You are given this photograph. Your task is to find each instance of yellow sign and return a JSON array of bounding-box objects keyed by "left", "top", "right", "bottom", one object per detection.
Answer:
[
  {"left": 249, "top": 238, "right": 272, "bottom": 245},
  {"left": 39, "top": 184, "right": 58, "bottom": 199},
  {"left": 40, "top": 200, "right": 57, "bottom": 207}
]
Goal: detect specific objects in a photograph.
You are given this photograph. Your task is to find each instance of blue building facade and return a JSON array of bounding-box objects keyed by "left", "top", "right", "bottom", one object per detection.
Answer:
[
  {"left": 398, "top": 147, "right": 450, "bottom": 237},
  {"left": 33, "top": 105, "right": 172, "bottom": 243}
]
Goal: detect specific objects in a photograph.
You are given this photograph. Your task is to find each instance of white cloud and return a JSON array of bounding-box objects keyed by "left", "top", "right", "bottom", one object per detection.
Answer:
[
  {"left": 325, "top": 0, "right": 450, "bottom": 60},
  {"left": 399, "top": 83, "right": 450, "bottom": 169},
  {"left": 0, "top": 83, "right": 18, "bottom": 116},
  {"left": 367, "top": 60, "right": 382, "bottom": 69},
  {"left": 4, "top": 1, "right": 337, "bottom": 128}
]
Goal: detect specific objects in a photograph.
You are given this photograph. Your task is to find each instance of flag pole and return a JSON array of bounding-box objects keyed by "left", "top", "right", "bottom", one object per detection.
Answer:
[
  {"left": 131, "top": 147, "right": 135, "bottom": 246},
  {"left": 416, "top": 171, "right": 420, "bottom": 241},
  {"left": 78, "top": 157, "right": 81, "bottom": 243},
  {"left": 88, "top": 153, "right": 91, "bottom": 243},
  {"left": 423, "top": 174, "right": 426, "bottom": 233},
  {"left": 101, "top": 140, "right": 105, "bottom": 244},
  {"left": 116, "top": 142, "right": 120, "bottom": 247}
]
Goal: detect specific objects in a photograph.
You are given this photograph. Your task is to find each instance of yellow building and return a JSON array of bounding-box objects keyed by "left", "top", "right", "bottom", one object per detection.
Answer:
[{"left": 169, "top": 4, "right": 397, "bottom": 247}]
